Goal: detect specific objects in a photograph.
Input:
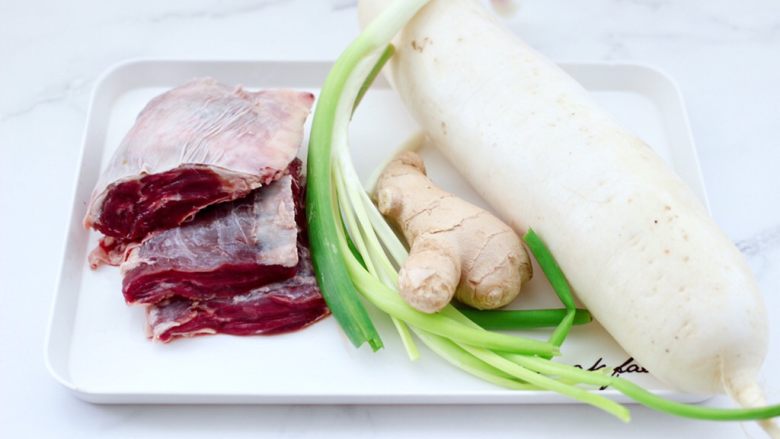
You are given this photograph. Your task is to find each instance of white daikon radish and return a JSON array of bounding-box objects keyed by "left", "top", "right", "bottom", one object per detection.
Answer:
[{"left": 359, "top": 0, "right": 774, "bottom": 421}]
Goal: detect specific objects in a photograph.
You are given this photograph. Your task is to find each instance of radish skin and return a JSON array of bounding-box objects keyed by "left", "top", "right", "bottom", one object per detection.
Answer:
[{"left": 359, "top": 0, "right": 771, "bottom": 410}]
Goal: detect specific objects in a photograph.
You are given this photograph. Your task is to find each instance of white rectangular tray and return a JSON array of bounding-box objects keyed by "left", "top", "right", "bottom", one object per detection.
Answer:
[{"left": 46, "top": 59, "right": 709, "bottom": 404}]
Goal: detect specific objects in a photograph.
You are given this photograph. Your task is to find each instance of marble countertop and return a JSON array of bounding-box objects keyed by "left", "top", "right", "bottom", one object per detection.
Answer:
[{"left": 2, "top": 0, "right": 779, "bottom": 437}]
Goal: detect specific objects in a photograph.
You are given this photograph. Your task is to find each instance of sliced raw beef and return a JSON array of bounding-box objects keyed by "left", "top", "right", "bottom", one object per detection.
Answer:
[
  {"left": 146, "top": 246, "right": 329, "bottom": 343},
  {"left": 84, "top": 78, "right": 314, "bottom": 259},
  {"left": 121, "top": 161, "right": 304, "bottom": 304}
]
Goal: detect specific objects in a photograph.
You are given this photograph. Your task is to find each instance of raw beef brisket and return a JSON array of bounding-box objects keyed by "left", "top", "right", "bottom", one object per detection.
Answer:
[
  {"left": 147, "top": 247, "right": 329, "bottom": 342},
  {"left": 84, "top": 78, "right": 314, "bottom": 251},
  {"left": 121, "top": 162, "right": 304, "bottom": 304},
  {"left": 85, "top": 78, "right": 327, "bottom": 342}
]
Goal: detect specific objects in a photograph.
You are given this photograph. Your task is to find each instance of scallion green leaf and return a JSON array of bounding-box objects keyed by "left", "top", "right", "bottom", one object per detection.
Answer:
[{"left": 459, "top": 308, "right": 591, "bottom": 330}]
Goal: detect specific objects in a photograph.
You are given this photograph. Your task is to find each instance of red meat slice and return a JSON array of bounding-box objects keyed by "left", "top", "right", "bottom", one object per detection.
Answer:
[
  {"left": 121, "top": 162, "right": 304, "bottom": 305},
  {"left": 84, "top": 78, "right": 314, "bottom": 257},
  {"left": 146, "top": 247, "right": 329, "bottom": 343}
]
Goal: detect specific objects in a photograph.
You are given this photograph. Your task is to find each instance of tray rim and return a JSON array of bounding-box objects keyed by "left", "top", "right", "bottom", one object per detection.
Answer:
[{"left": 44, "top": 57, "right": 711, "bottom": 404}]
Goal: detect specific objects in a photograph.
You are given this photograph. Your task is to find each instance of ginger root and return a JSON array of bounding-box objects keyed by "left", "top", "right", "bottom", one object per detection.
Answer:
[{"left": 375, "top": 151, "right": 532, "bottom": 313}]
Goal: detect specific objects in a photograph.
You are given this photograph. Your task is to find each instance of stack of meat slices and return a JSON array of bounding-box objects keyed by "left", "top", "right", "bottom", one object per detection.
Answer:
[{"left": 84, "top": 78, "right": 329, "bottom": 342}]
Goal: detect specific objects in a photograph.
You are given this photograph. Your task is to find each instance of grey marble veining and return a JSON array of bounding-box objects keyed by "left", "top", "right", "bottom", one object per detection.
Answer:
[
  {"left": 122, "top": 0, "right": 288, "bottom": 25},
  {"left": 738, "top": 225, "right": 780, "bottom": 257},
  {"left": 0, "top": 77, "right": 89, "bottom": 123}
]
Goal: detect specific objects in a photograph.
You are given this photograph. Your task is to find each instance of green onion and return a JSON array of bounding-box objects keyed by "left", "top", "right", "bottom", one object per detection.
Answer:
[
  {"left": 459, "top": 308, "right": 591, "bottom": 330},
  {"left": 414, "top": 330, "right": 539, "bottom": 390},
  {"left": 463, "top": 345, "right": 631, "bottom": 422},
  {"left": 307, "top": 67, "right": 383, "bottom": 349},
  {"left": 523, "top": 228, "right": 579, "bottom": 350},
  {"left": 523, "top": 228, "right": 576, "bottom": 310},
  {"left": 353, "top": 44, "right": 395, "bottom": 114},
  {"left": 343, "top": 45, "right": 420, "bottom": 359},
  {"left": 548, "top": 309, "right": 577, "bottom": 348},
  {"left": 306, "top": 0, "right": 431, "bottom": 350}
]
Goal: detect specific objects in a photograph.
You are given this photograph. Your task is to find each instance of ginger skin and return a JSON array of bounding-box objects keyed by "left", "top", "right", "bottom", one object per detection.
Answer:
[{"left": 375, "top": 151, "right": 532, "bottom": 313}]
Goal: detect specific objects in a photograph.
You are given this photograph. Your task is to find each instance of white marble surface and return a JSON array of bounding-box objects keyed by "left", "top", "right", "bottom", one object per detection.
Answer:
[{"left": 1, "top": 0, "right": 779, "bottom": 437}]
